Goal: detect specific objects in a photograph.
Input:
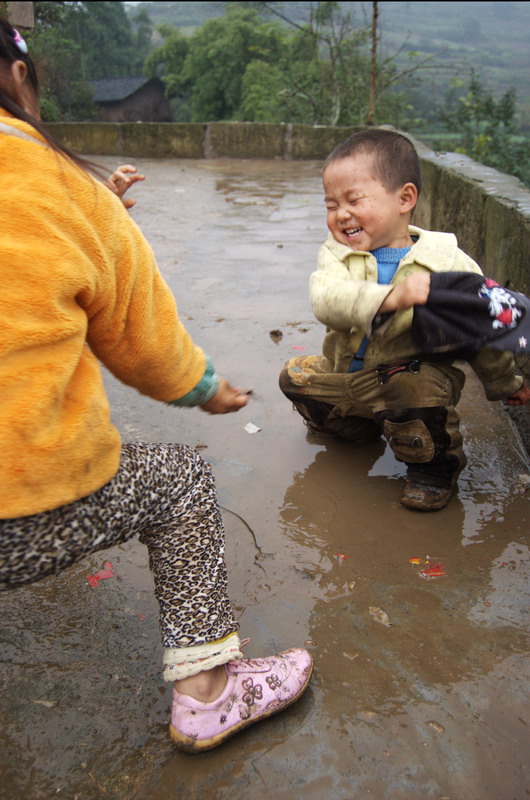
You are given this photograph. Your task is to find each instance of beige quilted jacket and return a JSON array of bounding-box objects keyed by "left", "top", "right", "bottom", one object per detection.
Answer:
[{"left": 309, "top": 226, "right": 522, "bottom": 399}]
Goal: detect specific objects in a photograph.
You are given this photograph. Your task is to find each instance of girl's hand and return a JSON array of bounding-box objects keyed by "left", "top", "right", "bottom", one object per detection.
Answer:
[
  {"left": 105, "top": 164, "right": 145, "bottom": 209},
  {"left": 200, "top": 378, "right": 249, "bottom": 414}
]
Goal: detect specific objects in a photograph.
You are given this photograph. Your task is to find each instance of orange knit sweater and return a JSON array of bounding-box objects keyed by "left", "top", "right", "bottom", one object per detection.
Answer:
[{"left": 0, "top": 112, "right": 206, "bottom": 518}]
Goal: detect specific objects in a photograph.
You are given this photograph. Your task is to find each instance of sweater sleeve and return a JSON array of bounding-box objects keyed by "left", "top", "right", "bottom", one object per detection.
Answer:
[{"left": 80, "top": 186, "right": 207, "bottom": 403}]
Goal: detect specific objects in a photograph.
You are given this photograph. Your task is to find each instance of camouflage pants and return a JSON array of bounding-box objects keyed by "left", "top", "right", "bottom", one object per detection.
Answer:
[{"left": 279, "top": 354, "right": 467, "bottom": 486}]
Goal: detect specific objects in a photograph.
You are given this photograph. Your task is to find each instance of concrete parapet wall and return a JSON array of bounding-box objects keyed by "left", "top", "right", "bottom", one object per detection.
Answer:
[
  {"left": 288, "top": 124, "right": 360, "bottom": 159},
  {"left": 47, "top": 121, "right": 362, "bottom": 163},
  {"left": 205, "top": 122, "right": 285, "bottom": 158},
  {"left": 49, "top": 122, "right": 122, "bottom": 156},
  {"left": 121, "top": 122, "right": 206, "bottom": 158},
  {"left": 413, "top": 142, "right": 530, "bottom": 296},
  {"left": 48, "top": 120, "right": 530, "bottom": 293}
]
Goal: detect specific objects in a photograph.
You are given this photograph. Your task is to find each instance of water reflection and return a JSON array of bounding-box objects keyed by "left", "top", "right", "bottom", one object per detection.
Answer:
[{"left": 277, "top": 440, "right": 530, "bottom": 714}]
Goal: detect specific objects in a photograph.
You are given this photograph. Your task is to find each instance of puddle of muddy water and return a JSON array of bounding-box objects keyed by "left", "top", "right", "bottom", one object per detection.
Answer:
[{"left": 1, "top": 159, "right": 529, "bottom": 800}]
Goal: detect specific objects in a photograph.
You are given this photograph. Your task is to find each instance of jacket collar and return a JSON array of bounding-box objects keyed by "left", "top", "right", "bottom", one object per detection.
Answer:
[{"left": 325, "top": 226, "right": 459, "bottom": 271}]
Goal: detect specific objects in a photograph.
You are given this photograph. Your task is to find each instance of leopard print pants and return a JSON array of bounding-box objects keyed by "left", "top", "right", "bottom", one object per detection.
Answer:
[{"left": 0, "top": 442, "right": 239, "bottom": 649}]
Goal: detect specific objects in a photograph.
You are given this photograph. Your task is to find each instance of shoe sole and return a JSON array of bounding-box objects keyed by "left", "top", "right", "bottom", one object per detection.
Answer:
[
  {"left": 169, "top": 656, "right": 314, "bottom": 753},
  {"left": 400, "top": 494, "right": 452, "bottom": 511}
]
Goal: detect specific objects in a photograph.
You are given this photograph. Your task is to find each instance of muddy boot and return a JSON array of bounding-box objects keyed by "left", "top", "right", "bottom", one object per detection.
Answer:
[
  {"left": 400, "top": 478, "right": 454, "bottom": 511},
  {"left": 375, "top": 406, "right": 464, "bottom": 512}
]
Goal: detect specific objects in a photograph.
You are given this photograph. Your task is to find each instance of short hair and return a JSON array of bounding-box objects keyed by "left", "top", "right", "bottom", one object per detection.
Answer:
[{"left": 324, "top": 129, "right": 422, "bottom": 195}]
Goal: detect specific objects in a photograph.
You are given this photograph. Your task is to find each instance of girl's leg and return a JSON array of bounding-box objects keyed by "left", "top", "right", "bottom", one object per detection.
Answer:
[
  {"left": 133, "top": 442, "right": 240, "bottom": 656},
  {"left": 0, "top": 442, "right": 241, "bottom": 657},
  {"left": 0, "top": 443, "right": 239, "bottom": 652},
  {"left": 0, "top": 441, "right": 313, "bottom": 750}
]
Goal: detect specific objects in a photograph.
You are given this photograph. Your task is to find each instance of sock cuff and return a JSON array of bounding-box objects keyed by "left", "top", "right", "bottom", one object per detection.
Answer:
[{"left": 162, "top": 633, "right": 243, "bottom": 681}]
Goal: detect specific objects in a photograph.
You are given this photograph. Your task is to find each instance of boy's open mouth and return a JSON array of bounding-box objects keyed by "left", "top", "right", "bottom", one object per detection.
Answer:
[{"left": 345, "top": 227, "right": 362, "bottom": 237}]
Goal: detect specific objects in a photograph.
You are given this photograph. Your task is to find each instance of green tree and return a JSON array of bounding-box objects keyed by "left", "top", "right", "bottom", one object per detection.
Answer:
[
  {"left": 441, "top": 73, "right": 530, "bottom": 187},
  {"left": 245, "top": 1, "right": 434, "bottom": 126},
  {"left": 144, "top": 22, "right": 190, "bottom": 119},
  {"left": 249, "top": 0, "right": 370, "bottom": 125},
  {"left": 76, "top": 1, "right": 139, "bottom": 79},
  {"left": 238, "top": 60, "right": 287, "bottom": 121},
  {"left": 132, "top": 8, "right": 154, "bottom": 63},
  {"left": 146, "top": 6, "right": 285, "bottom": 122},
  {"left": 27, "top": 2, "right": 146, "bottom": 120},
  {"left": 183, "top": 5, "right": 284, "bottom": 121},
  {"left": 144, "top": 22, "right": 189, "bottom": 97},
  {"left": 29, "top": 3, "right": 97, "bottom": 121},
  {"left": 143, "top": 0, "right": 435, "bottom": 127}
]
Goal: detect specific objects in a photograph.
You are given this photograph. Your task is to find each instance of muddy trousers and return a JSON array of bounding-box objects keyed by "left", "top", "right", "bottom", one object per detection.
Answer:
[
  {"left": 0, "top": 442, "right": 241, "bottom": 680},
  {"left": 280, "top": 355, "right": 467, "bottom": 486}
]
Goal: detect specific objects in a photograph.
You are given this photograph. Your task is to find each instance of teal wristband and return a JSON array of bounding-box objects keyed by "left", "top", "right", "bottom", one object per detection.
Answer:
[{"left": 167, "top": 356, "right": 220, "bottom": 407}]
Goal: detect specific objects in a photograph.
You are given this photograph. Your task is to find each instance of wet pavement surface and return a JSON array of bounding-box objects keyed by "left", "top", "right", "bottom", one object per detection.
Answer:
[{"left": 1, "top": 159, "right": 529, "bottom": 800}]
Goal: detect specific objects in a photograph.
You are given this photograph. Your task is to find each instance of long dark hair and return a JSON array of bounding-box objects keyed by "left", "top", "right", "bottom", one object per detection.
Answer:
[{"left": 0, "top": 17, "right": 102, "bottom": 177}]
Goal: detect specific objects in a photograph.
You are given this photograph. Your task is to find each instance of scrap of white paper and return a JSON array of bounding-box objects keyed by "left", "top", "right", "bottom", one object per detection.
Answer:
[{"left": 244, "top": 422, "right": 261, "bottom": 434}]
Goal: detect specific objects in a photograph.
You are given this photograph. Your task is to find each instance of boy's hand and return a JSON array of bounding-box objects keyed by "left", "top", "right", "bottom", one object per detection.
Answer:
[
  {"left": 105, "top": 164, "right": 145, "bottom": 209},
  {"left": 380, "top": 273, "right": 431, "bottom": 312},
  {"left": 200, "top": 378, "right": 249, "bottom": 414},
  {"left": 505, "top": 382, "right": 530, "bottom": 406}
]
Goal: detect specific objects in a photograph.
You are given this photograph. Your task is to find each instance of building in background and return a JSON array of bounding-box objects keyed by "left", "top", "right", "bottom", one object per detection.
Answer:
[{"left": 89, "top": 76, "right": 170, "bottom": 122}]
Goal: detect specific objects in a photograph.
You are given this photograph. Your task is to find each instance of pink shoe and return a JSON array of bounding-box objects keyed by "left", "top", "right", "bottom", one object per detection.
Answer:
[{"left": 169, "top": 648, "right": 313, "bottom": 752}]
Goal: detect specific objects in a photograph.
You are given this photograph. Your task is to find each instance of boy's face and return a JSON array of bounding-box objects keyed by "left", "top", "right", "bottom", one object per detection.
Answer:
[{"left": 323, "top": 153, "right": 414, "bottom": 251}]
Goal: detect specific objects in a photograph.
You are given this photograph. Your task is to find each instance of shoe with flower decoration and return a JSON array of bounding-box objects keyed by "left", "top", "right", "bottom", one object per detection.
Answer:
[{"left": 169, "top": 648, "right": 313, "bottom": 752}]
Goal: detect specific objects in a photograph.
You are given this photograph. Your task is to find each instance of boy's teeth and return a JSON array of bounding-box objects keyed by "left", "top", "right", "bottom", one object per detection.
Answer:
[{"left": 346, "top": 228, "right": 362, "bottom": 235}]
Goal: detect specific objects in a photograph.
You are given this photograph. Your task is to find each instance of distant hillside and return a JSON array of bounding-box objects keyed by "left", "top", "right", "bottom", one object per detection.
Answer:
[
  {"left": 129, "top": 1, "right": 313, "bottom": 33},
  {"left": 129, "top": 1, "right": 530, "bottom": 114},
  {"left": 380, "top": 1, "right": 530, "bottom": 113}
]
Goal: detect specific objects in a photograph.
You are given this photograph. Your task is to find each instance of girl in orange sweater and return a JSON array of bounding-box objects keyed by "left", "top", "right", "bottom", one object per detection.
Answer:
[{"left": 0, "top": 19, "right": 311, "bottom": 753}]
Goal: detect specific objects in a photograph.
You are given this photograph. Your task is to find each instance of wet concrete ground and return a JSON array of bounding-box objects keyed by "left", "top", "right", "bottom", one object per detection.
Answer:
[{"left": 1, "top": 159, "right": 529, "bottom": 800}]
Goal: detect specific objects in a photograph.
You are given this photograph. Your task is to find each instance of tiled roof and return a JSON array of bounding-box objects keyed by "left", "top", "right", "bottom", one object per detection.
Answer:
[{"left": 89, "top": 76, "right": 153, "bottom": 102}]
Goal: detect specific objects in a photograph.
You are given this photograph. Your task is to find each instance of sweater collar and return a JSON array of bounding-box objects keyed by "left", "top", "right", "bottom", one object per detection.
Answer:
[{"left": 0, "top": 108, "right": 47, "bottom": 145}]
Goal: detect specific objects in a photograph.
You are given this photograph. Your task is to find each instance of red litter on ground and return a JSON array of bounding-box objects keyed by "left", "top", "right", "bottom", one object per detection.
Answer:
[
  {"left": 334, "top": 553, "right": 350, "bottom": 562},
  {"left": 409, "top": 556, "right": 447, "bottom": 579},
  {"left": 420, "top": 562, "right": 446, "bottom": 579},
  {"left": 292, "top": 345, "right": 305, "bottom": 350},
  {"left": 87, "top": 561, "right": 115, "bottom": 587}
]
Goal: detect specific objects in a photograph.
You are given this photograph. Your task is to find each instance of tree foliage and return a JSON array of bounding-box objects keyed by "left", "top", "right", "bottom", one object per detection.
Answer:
[
  {"left": 21, "top": 0, "right": 529, "bottom": 190},
  {"left": 146, "top": 6, "right": 285, "bottom": 122},
  {"left": 28, "top": 1, "right": 152, "bottom": 120},
  {"left": 144, "top": 1, "right": 440, "bottom": 127},
  {"left": 440, "top": 73, "right": 530, "bottom": 187}
]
